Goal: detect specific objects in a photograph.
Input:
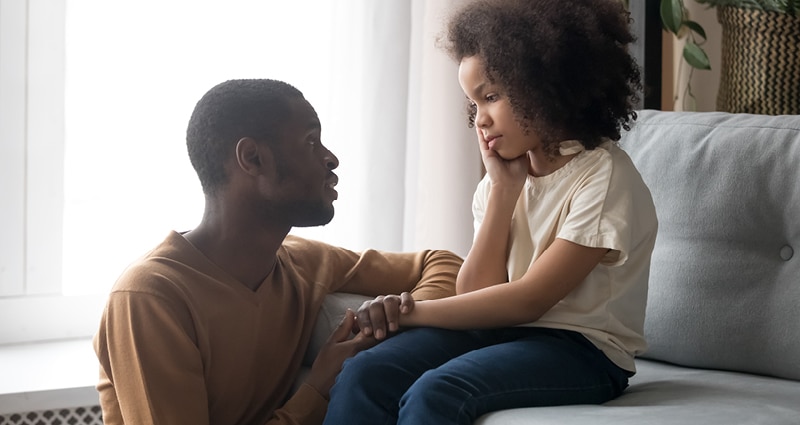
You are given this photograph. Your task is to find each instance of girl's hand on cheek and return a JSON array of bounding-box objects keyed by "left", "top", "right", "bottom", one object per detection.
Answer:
[{"left": 476, "top": 127, "right": 528, "bottom": 193}]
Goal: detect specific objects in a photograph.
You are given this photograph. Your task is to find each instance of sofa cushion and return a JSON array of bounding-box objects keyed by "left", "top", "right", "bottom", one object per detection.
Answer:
[
  {"left": 475, "top": 358, "right": 800, "bottom": 424},
  {"left": 302, "top": 292, "right": 368, "bottom": 367},
  {"left": 617, "top": 111, "right": 800, "bottom": 381}
]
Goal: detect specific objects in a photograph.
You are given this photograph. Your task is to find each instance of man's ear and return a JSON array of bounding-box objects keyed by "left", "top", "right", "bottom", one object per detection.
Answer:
[{"left": 235, "top": 137, "right": 273, "bottom": 177}]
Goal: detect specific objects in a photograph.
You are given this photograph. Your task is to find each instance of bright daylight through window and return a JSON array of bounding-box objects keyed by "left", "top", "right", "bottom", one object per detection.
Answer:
[
  {"left": 63, "top": 1, "right": 350, "bottom": 296},
  {"left": 1, "top": 0, "right": 368, "bottom": 343}
]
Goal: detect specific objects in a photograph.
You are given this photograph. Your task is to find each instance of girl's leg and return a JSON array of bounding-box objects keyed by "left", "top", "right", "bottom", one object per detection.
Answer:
[
  {"left": 397, "top": 328, "right": 630, "bottom": 425},
  {"left": 323, "top": 327, "right": 490, "bottom": 425}
]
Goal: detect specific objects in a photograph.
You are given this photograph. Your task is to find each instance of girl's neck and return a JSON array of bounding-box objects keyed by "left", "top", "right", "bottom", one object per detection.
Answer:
[{"left": 526, "top": 148, "right": 578, "bottom": 177}]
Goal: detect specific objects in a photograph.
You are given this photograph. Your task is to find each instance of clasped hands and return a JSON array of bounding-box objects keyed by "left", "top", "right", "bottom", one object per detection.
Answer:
[
  {"left": 353, "top": 292, "right": 415, "bottom": 341},
  {"left": 307, "top": 292, "right": 413, "bottom": 397}
]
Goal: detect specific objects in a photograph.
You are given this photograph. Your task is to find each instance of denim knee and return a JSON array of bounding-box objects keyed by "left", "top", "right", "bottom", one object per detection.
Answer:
[
  {"left": 398, "top": 369, "right": 477, "bottom": 425},
  {"left": 335, "top": 350, "right": 384, "bottom": 388}
]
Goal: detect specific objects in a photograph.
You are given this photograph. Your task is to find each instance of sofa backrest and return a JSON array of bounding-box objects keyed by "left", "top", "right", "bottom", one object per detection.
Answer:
[{"left": 619, "top": 110, "right": 800, "bottom": 381}]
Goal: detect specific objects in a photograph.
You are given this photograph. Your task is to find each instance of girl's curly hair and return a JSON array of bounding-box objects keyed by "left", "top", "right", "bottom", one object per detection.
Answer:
[{"left": 440, "top": 0, "right": 642, "bottom": 151}]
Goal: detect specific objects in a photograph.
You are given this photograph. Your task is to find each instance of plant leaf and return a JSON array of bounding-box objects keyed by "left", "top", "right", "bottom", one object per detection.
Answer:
[
  {"left": 660, "top": 0, "right": 684, "bottom": 34},
  {"left": 684, "top": 20, "right": 707, "bottom": 41},
  {"left": 683, "top": 42, "right": 711, "bottom": 70}
]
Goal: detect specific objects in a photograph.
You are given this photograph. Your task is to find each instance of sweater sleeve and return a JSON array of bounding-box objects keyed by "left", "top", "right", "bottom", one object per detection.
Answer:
[
  {"left": 283, "top": 236, "right": 462, "bottom": 300},
  {"left": 94, "top": 290, "right": 212, "bottom": 425},
  {"left": 264, "top": 384, "right": 327, "bottom": 425},
  {"left": 404, "top": 249, "right": 464, "bottom": 300}
]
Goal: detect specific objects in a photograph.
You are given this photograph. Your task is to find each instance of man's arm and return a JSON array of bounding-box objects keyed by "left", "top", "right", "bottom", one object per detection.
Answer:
[
  {"left": 334, "top": 248, "right": 462, "bottom": 340},
  {"left": 94, "top": 291, "right": 211, "bottom": 425},
  {"left": 336, "top": 249, "right": 462, "bottom": 300}
]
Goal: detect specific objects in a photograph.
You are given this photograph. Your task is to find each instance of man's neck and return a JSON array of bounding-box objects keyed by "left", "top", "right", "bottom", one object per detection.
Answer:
[{"left": 184, "top": 219, "right": 290, "bottom": 292}]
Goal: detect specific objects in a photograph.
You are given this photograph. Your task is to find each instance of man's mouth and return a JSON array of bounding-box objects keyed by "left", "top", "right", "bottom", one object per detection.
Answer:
[{"left": 326, "top": 174, "right": 338, "bottom": 189}]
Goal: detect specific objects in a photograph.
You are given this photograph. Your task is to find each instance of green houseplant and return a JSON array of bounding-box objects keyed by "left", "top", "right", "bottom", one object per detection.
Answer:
[
  {"left": 660, "top": 0, "right": 800, "bottom": 113},
  {"left": 661, "top": 0, "right": 800, "bottom": 70}
]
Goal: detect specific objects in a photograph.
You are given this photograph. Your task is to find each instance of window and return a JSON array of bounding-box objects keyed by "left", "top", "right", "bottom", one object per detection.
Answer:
[{"left": 0, "top": 0, "right": 380, "bottom": 344}]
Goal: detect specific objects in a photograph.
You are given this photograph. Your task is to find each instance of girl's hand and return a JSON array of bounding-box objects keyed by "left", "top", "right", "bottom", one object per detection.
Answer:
[{"left": 476, "top": 127, "right": 528, "bottom": 193}]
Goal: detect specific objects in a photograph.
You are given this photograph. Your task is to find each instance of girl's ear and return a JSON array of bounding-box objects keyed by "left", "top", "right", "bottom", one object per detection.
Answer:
[{"left": 235, "top": 137, "right": 273, "bottom": 177}]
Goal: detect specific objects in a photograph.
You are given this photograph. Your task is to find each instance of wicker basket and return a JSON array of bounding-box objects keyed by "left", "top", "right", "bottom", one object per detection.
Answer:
[{"left": 716, "top": 6, "right": 800, "bottom": 115}]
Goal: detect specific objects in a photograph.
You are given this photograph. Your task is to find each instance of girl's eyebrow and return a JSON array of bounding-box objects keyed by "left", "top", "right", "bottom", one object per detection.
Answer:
[
  {"left": 464, "top": 83, "right": 488, "bottom": 101},
  {"left": 468, "top": 82, "right": 487, "bottom": 95}
]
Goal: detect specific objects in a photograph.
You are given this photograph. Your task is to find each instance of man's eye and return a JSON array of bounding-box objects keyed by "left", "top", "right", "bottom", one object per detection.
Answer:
[{"left": 308, "top": 139, "right": 319, "bottom": 146}]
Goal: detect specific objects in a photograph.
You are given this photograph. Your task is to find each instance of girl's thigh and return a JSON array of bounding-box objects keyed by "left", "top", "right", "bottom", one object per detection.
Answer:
[
  {"left": 343, "top": 326, "right": 491, "bottom": 379},
  {"left": 400, "top": 328, "right": 628, "bottom": 421}
]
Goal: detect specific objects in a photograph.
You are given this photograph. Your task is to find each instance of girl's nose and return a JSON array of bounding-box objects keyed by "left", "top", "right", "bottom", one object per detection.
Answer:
[{"left": 475, "top": 108, "right": 491, "bottom": 128}]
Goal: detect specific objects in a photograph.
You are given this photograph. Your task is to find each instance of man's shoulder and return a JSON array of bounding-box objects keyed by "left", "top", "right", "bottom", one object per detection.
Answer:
[
  {"left": 109, "top": 233, "right": 197, "bottom": 296},
  {"left": 279, "top": 234, "right": 363, "bottom": 282},
  {"left": 110, "top": 253, "right": 184, "bottom": 296},
  {"left": 281, "top": 234, "right": 343, "bottom": 258}
]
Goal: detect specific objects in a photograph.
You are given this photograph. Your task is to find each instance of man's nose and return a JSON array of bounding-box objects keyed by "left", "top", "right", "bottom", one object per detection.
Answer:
[{"left": 324, "top": 148, "right": 339, "bottom": 170}]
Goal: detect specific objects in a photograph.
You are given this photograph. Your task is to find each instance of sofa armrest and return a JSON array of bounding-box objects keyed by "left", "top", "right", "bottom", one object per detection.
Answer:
[{"left": 303, "top": 293, "right": 372, "bottom": 367}]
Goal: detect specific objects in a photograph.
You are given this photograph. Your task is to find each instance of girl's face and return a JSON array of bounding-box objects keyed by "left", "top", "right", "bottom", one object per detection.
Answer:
[{"left": 458, "top": 55, "right": 542, "bottom": 160}]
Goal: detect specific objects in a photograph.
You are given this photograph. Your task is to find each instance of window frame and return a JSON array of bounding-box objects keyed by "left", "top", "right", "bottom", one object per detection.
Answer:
[{"left": 0, "top": 0, "right": 102, "bottom": 345}]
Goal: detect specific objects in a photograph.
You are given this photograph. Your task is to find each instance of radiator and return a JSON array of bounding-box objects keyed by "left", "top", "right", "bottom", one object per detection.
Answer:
[{"left": 0, "top": 405, "right": 102, "bottom": 425}]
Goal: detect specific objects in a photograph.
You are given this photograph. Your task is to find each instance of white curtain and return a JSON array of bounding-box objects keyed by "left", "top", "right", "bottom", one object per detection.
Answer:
[
  {"left": 62, "top": 0, "right": 480, "bottom": 296},
  {"left": 297, "top": 0, "right": 481, "bottom": 257},
  {"left": 404, "top": 0, "right": 481, "bottom": 257}
]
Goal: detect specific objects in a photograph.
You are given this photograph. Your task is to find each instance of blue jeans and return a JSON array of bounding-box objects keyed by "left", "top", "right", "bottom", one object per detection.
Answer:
[{"left": 323, "top": 327, "right": 631, "bottom": 425}]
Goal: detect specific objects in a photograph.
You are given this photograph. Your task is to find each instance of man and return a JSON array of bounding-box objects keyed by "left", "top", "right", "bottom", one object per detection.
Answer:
[{"left": 93, "top": 79, "right": 461, "bottom": 425}]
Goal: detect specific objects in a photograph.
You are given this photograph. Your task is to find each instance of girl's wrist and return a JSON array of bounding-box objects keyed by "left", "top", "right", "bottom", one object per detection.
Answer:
[{"left": 488, "top": 184, "right": 522, "bottom": 205}]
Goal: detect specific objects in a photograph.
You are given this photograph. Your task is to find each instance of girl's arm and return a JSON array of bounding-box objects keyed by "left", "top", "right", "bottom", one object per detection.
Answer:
[
  {"left": 457, "top": 128, "right": 528, "bottom": 294},
  {"left": 456, "top": 184, "right": 519, "bottom": 294},
  {"left": 401, "top": 238, "right": 608, "bottom": 329}
]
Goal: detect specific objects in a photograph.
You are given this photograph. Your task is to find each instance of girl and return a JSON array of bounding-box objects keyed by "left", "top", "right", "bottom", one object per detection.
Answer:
[{"left": 324, "top": 0, "right": 657, "bottom": 423}]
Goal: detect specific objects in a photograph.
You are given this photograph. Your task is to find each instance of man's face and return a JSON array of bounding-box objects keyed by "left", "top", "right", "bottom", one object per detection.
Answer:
[{"left": 260, "top": 97, "right": 340, "bottom": 227}]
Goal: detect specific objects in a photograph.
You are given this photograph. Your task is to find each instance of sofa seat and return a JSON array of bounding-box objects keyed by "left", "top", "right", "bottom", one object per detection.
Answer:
[{"left": 475, "top": 359, "right": 800, "bottom": 424}]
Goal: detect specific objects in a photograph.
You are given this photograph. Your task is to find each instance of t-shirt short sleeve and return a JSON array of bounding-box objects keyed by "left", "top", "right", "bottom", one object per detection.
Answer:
[{"left": 556, "top": 154, "right": 634, "bottom": 267}]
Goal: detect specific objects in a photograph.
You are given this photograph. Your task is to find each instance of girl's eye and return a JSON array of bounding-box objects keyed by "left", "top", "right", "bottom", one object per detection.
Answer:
[{"left": 486, "top": 94, "right": 499, "bottom": 102}]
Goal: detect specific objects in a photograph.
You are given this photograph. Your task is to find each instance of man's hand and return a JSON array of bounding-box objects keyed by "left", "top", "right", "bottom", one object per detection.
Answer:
[
  {"left": 355, "top": 292, "right": 414, "bottom": 340},
  {"left": 306, "top": 309, "right": 377, "bottom": 399}
]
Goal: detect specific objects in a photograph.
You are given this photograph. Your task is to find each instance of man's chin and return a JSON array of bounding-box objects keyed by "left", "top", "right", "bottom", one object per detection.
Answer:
[{"left": 292, "top": 206, "right": 335, "bottom": 228}]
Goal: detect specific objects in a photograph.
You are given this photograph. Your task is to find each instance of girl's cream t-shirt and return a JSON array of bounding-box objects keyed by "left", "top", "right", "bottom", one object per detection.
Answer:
[{"left": 472, "top": 141, "right": 658, "bottom": 372}]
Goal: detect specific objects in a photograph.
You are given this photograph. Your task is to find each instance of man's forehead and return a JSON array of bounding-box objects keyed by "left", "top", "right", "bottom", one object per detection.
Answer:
[{"left": 287, "top": 97, "right": 321, "bottom": 130}]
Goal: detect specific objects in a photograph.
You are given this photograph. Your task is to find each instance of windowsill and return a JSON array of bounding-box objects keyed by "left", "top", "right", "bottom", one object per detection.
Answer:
[{"left": 0, "top": 338, "right": 99, "bottom": 415}]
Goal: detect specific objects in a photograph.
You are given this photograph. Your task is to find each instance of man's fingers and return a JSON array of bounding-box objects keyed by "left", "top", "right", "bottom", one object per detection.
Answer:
[
  {"left": 349, "top": 330, "right": 380, "bottom": 351},
  {"left": 382, "top": 296, "right": 401, "bottom": 333},
  {"left": 354, "top": 294, "right": 409, "bottom": 341},
  {"left": 399, "top": 292, "right": 414, "bottom": 314},
  {"left": 367, "top": 300, "right": 389, "bottom": 340},
  {"left": 356, "top": 301, "right": 374, "bottom": 336},
  {"left": 330, "top": 309, "right": 355, "bottom": 343}
]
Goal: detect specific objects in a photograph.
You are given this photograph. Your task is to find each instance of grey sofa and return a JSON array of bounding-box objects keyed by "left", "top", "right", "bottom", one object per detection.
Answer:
[{"left": 303, "top": 110, "right": 800, "bottom": 424}]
